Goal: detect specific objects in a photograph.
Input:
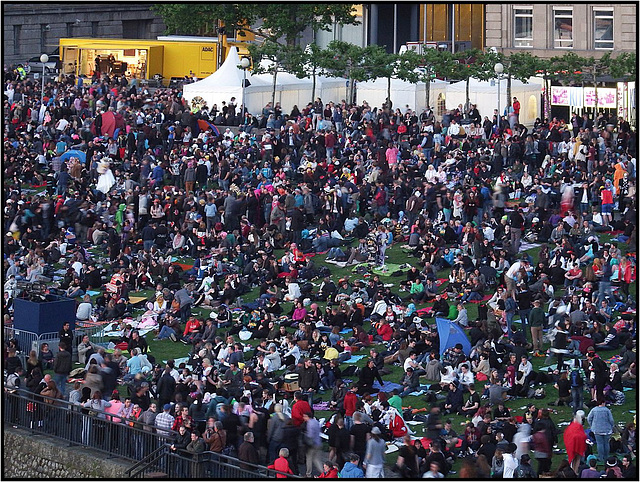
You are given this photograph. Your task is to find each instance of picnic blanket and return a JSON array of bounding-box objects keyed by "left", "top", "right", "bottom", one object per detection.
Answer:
[
  {"left": 342, "top": 354, "right": 366, "bottom": 364},
  {"left": 435, "top": 278, "right": 448, "bottom": 286},
  {"left": 128, "top": 296, "right": 148, "bottom": 305},
  {"left": 373, "top": 381, "right": 403, "bottom": 392},
  {"left": 606, "top": 355, "right": 623, "bottom": 365},
  {"left": 369, "top": 263, "right": 409, "bottom": 277},
  {"left": 520, "top": 242, "right": 541, "bottom": 251},
  {"left": 97, "top": 325, "right": 155, "bottom": 339},
  {"left": 340, "top": 328, "right": 353, "bottom": 334},
  {"left": 312, "top": 401, "right": 330, "bottom": 411},
  {"left": 174, "top": 263, "right": 194, "bottom": 271},
  {"left": 162, "top": 356, "right": 190, "bottom": 366},
  {"left": 86, "top": 290, "right": 101, "bottom": 297},
  {"left": 468, "top": 294, "right": 492, "bottom": 304}
]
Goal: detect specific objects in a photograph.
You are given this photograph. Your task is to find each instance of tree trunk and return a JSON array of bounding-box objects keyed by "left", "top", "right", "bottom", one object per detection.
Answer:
[
  {"left": 506, "top": 74, "right": 512, "bottom": 110},
  {"left": 465, "top": 78, "right": 470, "bottom": 112},
  {"left": 543, "top": 72, "right": 550, "bottom": 121},
  {"left": 425, "top": 79, "right": 431, "bottom": 111},
  {"left": 387, "top": 76, "right": 391, "bottom": 108},
  {"left": 311, "top": 66, "right": 316, "bottom": 106},
  {"left": 271, "top": 69, "right": 278, "bottom": 108},
  {"left": 593, "top": 72, "right": 598, "bottom": 117}
]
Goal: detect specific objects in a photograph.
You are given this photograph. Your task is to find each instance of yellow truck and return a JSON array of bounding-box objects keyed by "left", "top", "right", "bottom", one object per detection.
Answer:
[{"left": 58, "top": 36, "right": 251, "bottom": 85}]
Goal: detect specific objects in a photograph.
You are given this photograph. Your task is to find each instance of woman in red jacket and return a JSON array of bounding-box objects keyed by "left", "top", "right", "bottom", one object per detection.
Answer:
[
  {"left": 318, "top": 461, "right": 339, "bottom": 478},
  {"left": 375, "top": 319, "right": 393, "bottom": 342},
  {"left": 268, "top": 447, "right": 294, "bottom": 478},
  {"left": 563, "top": 410, "right": 587, "bottom": 475}
]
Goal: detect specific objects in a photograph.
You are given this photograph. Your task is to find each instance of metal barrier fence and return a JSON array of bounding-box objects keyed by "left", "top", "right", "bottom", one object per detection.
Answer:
[
  {"left": 4, "top": 326, "right": 39, "bottom": 365},
  {"left": 126, "top": 445, "right": 303, "bottom": 479},
  {"left": 4, "top": 389, "right": 301, "bottom": 479},
  {"left": 4, "top": 388, "right": 177, "bottom": 461}
]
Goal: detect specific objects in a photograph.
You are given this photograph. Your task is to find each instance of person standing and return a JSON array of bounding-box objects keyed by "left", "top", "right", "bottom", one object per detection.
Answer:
[
  {"left": 58, "top": 322, "right": 73, "bottom": 355},
  {"left": 364, "top": 426, "right": 386, "bottom": 478},
  {"left": 303, "top": 412, "right": 324, "bottom": 477},
  {"left": 587, "top": 397, "right": 615, "bottom": 463},
  {"left": 529, "top": 300, "right": 545, "bottom": 356},
  {"left": 564, "top": 410, "right": 588, "bottom": 475},
  {"left": 53, "top": 342, "right": 72, "bottom": 399}
]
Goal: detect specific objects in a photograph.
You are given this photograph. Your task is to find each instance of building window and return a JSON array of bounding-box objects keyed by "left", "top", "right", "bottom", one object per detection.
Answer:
[
  {"left": 513, "top": 7, "right": 533, "bottom": 48},
  {"left": 66, "top": 22, "right": 73, "bottom": 38},
  {"left": 92, "top": 21, "right": 99, "bottom": 37},
  {"left": 593, "top": 9, "right": 614, "bottom": 50},
  {"left": 14, "top": 25, "right": 21, "bottom": 55},
  {"left": 553, "top": 8, "right": 573, "bottom": 49}
]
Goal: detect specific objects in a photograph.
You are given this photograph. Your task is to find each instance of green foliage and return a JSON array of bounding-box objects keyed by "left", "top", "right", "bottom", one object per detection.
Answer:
[
  {"left": 152, "top": 4, "right": 359, "bottom": 46},
  {"left": 609, "top": 52, "right": 636, "bottom": 80}
]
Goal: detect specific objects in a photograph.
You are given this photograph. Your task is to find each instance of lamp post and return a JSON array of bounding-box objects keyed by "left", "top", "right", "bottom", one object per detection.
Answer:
[
  {"left": 238, "top": 56, "right": 251, "bottom": 121},
  {"left": 494, "top": 62, "right": 504, "bottom": 129},
  {"left": 40, "top": 53, "right": 49, "bottom": 105}
]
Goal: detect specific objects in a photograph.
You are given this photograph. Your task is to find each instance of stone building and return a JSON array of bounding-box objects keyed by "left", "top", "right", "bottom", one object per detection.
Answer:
[
  {"left": 3, "top": 3, "right": 166, "bottom": 66},
  {"left": 485, "top": 4, "right": 637, "bottom": 58}
]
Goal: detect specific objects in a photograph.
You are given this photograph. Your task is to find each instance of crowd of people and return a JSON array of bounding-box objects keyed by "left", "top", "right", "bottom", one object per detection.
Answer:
[{"left": 3, "top": 66, "right": 638, "bottom": 479}]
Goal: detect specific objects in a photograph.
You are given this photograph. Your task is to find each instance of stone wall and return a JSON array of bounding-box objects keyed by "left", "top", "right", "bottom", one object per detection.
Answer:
[
  {"left": 3, "top": 427, "right": 132, "bottom": 479},
  {"left": 3, "top": 4, "right": 166, "bottom": 66}
]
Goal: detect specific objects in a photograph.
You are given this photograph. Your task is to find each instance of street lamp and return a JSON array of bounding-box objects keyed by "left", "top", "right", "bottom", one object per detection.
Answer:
[
  {"left": 40, "top": 53, "right": 49, "bottom": 105},
  {"left": 494, "top": 62, "right": 504, "bottom": 129},
  {"left": 238, "top": 56, "right": 251, "bottom": 121}
]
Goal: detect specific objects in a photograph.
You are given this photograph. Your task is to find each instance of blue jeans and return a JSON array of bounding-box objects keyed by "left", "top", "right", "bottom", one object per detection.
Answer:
[
  {"left": 594, "top": 433, "right": 610, "bottom": 462},
  {"left": 54, "top": 374, "right": 68, "bottom": 399},
  {"left": 157, "top": 326, "right": 176, "bottom": 340},
  {"left": 571, "top": 387, "right": 583, "bottom": 414}
]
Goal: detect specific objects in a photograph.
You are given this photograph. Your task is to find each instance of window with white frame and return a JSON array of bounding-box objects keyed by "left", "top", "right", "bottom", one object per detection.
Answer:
[
  {"left": 593, "top": 9, "right": 614, "bottom": 49},
  {"left": 514, "top": 7, "right": 533, "bottom": 48},
  {"left": 553, "top": 8, "right": 573, "bottom": 49}
]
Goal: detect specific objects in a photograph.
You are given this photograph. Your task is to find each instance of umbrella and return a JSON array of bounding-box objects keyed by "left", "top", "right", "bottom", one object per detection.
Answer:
[{"left": 59, "top": 150, "right": 86, "bottom": 163}]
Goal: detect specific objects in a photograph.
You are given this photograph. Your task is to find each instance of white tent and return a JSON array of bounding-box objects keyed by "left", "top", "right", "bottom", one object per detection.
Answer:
[
  {"left": 182, "top": 46, "right": 272, "bottom": 115},
  {"left": 445, "top": 77, "right": 542, "bottom": 126},
  {"left": 250, "top": 71, "right": 316, "bottom": 114},
  {"left": 355, "top": 77, "right": 448, "bottom": 113}
]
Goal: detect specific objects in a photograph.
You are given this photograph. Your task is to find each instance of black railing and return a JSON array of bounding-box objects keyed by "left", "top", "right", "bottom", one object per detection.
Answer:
[
  {"left": 126, "top": 446, "right": 303, "bottom": 479},
  {"left": 4, "top": 389, "right": 300, "bottom": 479},
  {"left": 4, "top": 388, "right": 176, "bottom": 461}
]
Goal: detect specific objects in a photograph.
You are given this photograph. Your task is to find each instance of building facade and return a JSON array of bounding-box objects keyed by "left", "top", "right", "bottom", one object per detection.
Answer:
[
  {"left": 3, "top": 3, "right": 166, "bottom": 66},
  {"left": 312, "top": 4, "right": 485, "bottom": 53},
  {"left": 485, "top": 4, "right": 637, "bottom": 58}
]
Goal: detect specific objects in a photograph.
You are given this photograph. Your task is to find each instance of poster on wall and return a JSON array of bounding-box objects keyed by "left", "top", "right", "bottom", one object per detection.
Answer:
[
  {"left": 583, "top": 87, "right": 617, "bottom": 108},
  {"left": 551, "top": 86, "right": 569, "bottom": 106}
]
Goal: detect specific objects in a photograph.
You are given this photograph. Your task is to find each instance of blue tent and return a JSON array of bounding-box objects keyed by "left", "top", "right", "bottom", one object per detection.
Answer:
[
  {"left": 60, "top": 149, "right": 86, "bottom": 163},
  {"left": 436, "top": 317, "right": 472, "bottom": 357}
]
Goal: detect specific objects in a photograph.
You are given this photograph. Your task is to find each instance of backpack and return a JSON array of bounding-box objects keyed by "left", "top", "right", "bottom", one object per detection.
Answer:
[{"left": 570, "top": 369, "right": 583, "bottom": 388}]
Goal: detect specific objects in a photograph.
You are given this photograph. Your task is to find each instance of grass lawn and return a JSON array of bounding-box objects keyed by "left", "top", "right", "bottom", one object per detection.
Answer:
[{"left": 75, "top": 232, "right": 635, "bottom": 476}]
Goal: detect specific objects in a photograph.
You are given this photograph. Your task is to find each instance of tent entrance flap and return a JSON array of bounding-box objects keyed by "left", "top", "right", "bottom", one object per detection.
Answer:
[{"left": 436, "top": 317, "right": 471, "bottom": 356}]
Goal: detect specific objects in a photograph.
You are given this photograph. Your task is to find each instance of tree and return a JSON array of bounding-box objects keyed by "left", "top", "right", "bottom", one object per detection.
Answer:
[
  {"left": 360, "top": 45, "right": 398, "bottom": 108},
  {"left": 580, "top": 54, "right": 612, "bottom": 114},
  {"left": 395, "top": 48, "right": 455, "bottom": 110},
  {"left": 249, "top": 41, "right": 306, "bottom": 108},
  {"left": 609, "top": 52, "right": 636, "bottom": 80},
  {"left": 318, "top": 41, "right": 367, "bottom": 104},
  {"left": 301, "top": 43, "right": 325, "bottom": 104},
  {"left": 152, "top": 4, "right": 359, "bottom": 46},
  {"left": 450, "top": 49, "right": 482, "bottom": 114}
]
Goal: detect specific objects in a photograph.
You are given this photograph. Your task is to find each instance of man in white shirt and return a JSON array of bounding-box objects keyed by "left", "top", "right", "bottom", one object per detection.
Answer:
[
  {"left": 403, "top": 352, "right": 426, "bottom": 377},
  {"left": 502, "top": 443, "right": 518, "bottom": 478},
  {"left": 505, "top": 259, "right": 529, "bottom": 294}
]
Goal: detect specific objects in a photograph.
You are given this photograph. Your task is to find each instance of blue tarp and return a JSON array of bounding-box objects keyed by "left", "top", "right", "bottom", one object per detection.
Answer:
[{"left": 436, "top": 317, "right": 471, "bottom": 357}]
